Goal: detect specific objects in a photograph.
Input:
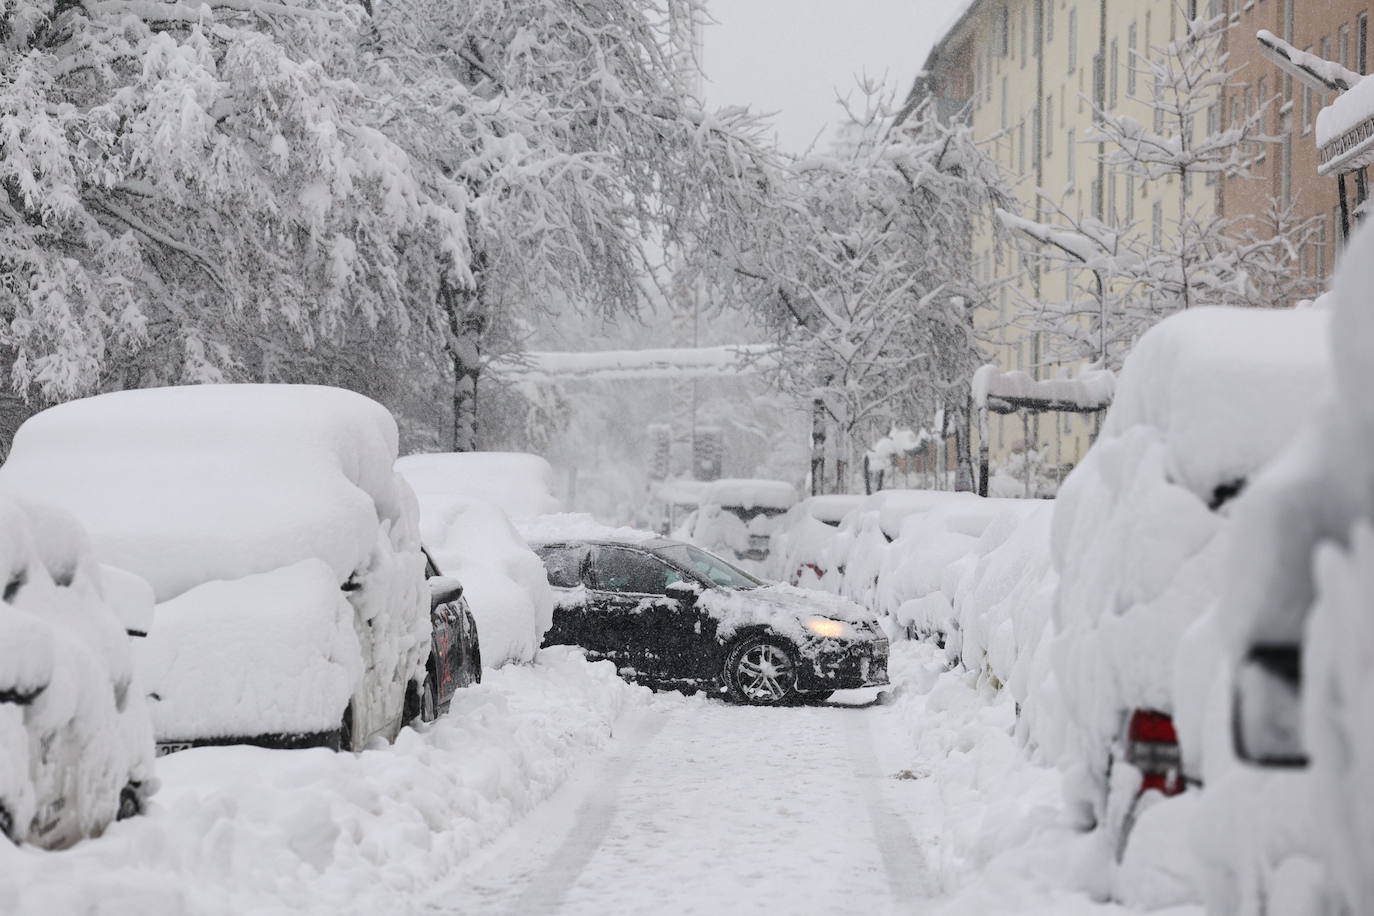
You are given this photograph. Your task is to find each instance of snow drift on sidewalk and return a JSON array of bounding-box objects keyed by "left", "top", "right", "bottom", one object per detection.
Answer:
[{"left": 0, "top": 648, "right": 651, "bottom": 914}]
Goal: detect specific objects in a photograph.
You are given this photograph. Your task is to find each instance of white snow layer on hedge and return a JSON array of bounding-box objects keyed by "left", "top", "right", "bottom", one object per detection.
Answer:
[
  {"left": 0, "top": 497, "right": 155, "bottom": 849},
  {"left": 133, "top": 561, "right": 362, "bottom": 740},
  {"left": 396, "top": 451, "right": 561, "bottom": 521},
  {"left": 0, "top": 385, "right": 414, "bottom": 602},
  {"left": 396, "top": 462, "right": 554, "bottom": 667},
  {"left": 0, "top": 649, "right": 653, "bottom": 913}
]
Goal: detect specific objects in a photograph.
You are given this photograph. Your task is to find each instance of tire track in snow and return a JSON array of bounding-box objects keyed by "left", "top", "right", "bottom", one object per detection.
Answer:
[
  {"left": 466, "top": 708, "right": 671, "bottom": 915},
  {"left": 845, "top": 707, "right": 933, "bottom": 909}
]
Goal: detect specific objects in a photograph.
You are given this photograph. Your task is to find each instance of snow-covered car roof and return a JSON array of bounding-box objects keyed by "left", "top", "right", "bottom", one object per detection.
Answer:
[
  {"left": 396, "top": 451, "right": 560, "bottom": 520},
  {"left": 799, "top": 495, "right": 866, "bottom": 525},
  {"left": 699, "top": 478, "right": 799, "bottom": 511},
  {"left": 0, "top": 385, "right": 412, "bottom": 602},
  {"left": 1103, "top": 306, "right": 1332, "bottom": 500}
]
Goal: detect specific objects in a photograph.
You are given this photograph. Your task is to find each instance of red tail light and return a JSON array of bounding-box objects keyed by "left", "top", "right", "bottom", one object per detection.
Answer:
[
  {"left": 1124, "top": 709, "right": 1185, "bottom": 797},
  {"left": 797, "top": 563, "right": 824, "bottom": 581}
]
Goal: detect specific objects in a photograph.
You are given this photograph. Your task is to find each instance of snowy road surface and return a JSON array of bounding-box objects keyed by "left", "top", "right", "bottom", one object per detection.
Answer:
[
  {"left": 433, "top": 698, "right": 928, "bottom": 915},
  {"left": 0, "top": 641, "right": 1196, "bottom": 915},
  {"left": 426, "top": 645, "right": 1176, "bottom": 916}
]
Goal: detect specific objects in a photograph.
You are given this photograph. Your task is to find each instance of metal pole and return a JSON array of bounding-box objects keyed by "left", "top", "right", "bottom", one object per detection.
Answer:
[{"left": 1339, "top": 172, "right": 1352, "bottom": 243}]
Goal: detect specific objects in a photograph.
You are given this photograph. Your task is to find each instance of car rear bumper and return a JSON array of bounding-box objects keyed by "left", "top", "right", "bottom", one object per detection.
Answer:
[
  {"left": 797, "top": 637, "right": 890, "bottom": 691},
  {"left": 155, "top": 729, "right": 341, "bottom": 757}
]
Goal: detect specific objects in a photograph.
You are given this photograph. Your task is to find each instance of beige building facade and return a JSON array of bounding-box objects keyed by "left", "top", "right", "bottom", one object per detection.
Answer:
[{"left": 910, "top": 0, "right": 1364, "bottom": 480}]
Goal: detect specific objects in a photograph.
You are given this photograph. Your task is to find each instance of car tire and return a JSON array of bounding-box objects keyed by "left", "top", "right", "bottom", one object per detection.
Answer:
[
  {"left": 337, "top": 702, "right": 354, "bottom": 752},
  {"left": 460, "top": 608, "right": 482, "bottom": 686},
  {"left": 723, "top": 635, "right": 800, "bottom": 706},
  {"left": 116, "top": 782, "right": 143, "bottom": 821}
]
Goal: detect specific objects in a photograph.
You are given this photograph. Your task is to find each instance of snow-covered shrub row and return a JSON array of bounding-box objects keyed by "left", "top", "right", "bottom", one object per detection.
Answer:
[
  {"left": 0, "top": 498, "right": 155, "bottom": 849},
  {"left": 1181, "top": 223, "right": 1374, "bottom": 915},
  {"left": 0, "top": 385, "right": 431, "bottom": 747},
  {"left": 396, "top": 471, "right": 556, "bottom": 668},
  {"left": 396, "top": 452, "right": 562, "bottom": 522},
  {"left": 0, "top": 649, "right": 655, "bottom": 913},
  {"left": 764, "top": 495, "right": 864, "bottom": 587}
]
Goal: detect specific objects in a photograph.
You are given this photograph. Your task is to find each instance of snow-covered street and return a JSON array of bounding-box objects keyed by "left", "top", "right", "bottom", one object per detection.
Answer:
[{"left": 2, "top": 636, "right": 1196, "bottom": 916}]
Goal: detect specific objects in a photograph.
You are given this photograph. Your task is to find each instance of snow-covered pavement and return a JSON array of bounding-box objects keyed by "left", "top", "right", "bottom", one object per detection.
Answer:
[{"left": 2, "top": 639, "right": 1202, "bottom": 915}]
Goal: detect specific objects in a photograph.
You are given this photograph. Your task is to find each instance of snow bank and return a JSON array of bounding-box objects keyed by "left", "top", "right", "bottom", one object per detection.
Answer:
[
  {"left": 0, "top": 649, "right": 654, "bottom": 912},
  {"left": 0, "top": 497, "right": 155, "bottom": 849},
  {"left": 397, "top": 451, "right": 561, "bottom": 520},
  {"left": 763, "top": 495, "right": 865, "bottom": 586},
  {"left": 134, "top": 562, "right": 361, "bottom": 741}
]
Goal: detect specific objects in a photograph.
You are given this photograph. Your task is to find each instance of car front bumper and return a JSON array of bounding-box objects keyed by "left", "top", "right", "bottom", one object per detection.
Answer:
[{"left": 796, "top": 635, "right": 890, "bottom": 691}]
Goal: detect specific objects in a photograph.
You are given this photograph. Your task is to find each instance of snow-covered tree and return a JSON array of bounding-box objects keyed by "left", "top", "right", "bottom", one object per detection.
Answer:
[
  {"left": 729, "top": 89, "right": 1011, "bottom": 493},
  {"left": 1088, "top": 12, "right": 1273, "bottom": 314}
]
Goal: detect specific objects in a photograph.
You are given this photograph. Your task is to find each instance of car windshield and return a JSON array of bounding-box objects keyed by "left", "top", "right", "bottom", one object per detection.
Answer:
[{"left": 652, "top": 544, "right": 763, "bottom": 590}]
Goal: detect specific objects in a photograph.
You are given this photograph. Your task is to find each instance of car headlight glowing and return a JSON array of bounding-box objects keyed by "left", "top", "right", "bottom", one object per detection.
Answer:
[{"left": 804, "top": 616, "right": 849, "bottom": 639}]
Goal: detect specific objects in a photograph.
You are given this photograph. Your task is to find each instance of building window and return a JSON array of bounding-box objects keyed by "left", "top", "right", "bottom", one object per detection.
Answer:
[
  {"left": 1283, "top": 0, "right": 1294, "bottom": 43},
  {"left": 1067, "top": 128, "right": 1075, "bottom": 185},
  {"left": 1002, "top": 3, "right": 1011, "bottom": 57},
  {"left": 1002, "top": 75, "right": 1009, "bottom": 128},
  {"left": 1019, "top": 121, "right": 1027, "bottom": 175},
  {"left": 1125, "top": 174, "right": 1135, "bottom": 223},
  {"left": 1045, "top": 96, "right": 1054, "bottom": 155},
  {"left": 1046, "top": 0, "right": 1054, "bottom": 43},
  {"left": 1107, "top": 170, "right": 1118, "bottom": 224},
  {"left": 1303, "top": 49, "right": 1314, "bottom": 134},
  {"left": 1126, "top": 22, "right": 1137, "bottom": 95},
  {"left": 1320, "top": 36, "right": 1333, "bottom": 106},
  {"left": 1068, "top": 9, "right": 1078, "bottom": 74},
  {"left": 1360, "top": 13, "right": 1369, "bottom": 74},
  {"left": 1154, "top": 73, "right": 1164, "bottom": 133},
  {"left": 1340, "top": 24, "right": 1351, "bottom": 70},
  {"left": 1281, "top": 127, "right": 1292, "bottom": 205},
  {"left": 1152, "top": 200, "right": 1163, "bottom": 248},
  {"left": 1110, "top": 38, "right": 1119, "bottom": 108}
]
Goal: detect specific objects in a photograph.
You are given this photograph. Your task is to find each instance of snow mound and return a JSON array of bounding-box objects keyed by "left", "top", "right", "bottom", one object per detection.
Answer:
[
  {"left": 134, "top": 561, "right": 361, "bottom": 741},
  {"left": 699, "top": 478, "right": 798, "bottom": 511},
  {"left": 396, "top": 471, "right": 554, "bottom": 667},
  {"left": 0, "top": 649, "right": 653, "bottom": 912},
  {"left": 0, "top": 385, "right": 412, "bottom": 602},
  {"left": 0, "top": 497, "right": 155, "bottom": 849},
  {"left": 397, "top": 451, "right": 561, "bottom": 521}
]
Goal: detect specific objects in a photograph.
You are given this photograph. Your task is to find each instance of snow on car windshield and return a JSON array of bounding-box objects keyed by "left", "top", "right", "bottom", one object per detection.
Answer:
[{"left": 653, "top": 544, "right": 762, "bottom": 590}]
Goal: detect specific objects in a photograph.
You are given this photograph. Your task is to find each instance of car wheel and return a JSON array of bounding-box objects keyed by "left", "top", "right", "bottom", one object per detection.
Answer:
[
  {"left": 460, "top": 608, "right": 482, "bottom": 686},
  {"left": 337, "top": 702, "right": 354, "bottom": 752},
  {"left": 116, "top": 782, "right": 142, "bottom": 821},
  {"left": 724, "top": 635, "right": 800, "bottom": 706}
]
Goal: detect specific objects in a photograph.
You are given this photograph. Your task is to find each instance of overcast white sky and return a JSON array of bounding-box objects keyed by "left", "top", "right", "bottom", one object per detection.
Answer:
[{"left": 702, "top": 0, "right": 970, "bottom": 153}]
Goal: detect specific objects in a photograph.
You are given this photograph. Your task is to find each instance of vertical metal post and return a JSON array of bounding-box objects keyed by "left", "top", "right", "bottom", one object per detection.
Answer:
[
  {"left": 1339, "top": 171, "right": 1352, "bottom": 243},
  {"left": 977, "top": 406, "right": 991, "bottom": 497}
]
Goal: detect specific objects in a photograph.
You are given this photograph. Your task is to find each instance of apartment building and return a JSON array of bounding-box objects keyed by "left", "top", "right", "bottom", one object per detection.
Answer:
[
  {"left": 909, "top": 0, "right": 1368, "bottom": 477},
  {"left": 1222, "top": 0, "right": 1373, "bottom": 280}
]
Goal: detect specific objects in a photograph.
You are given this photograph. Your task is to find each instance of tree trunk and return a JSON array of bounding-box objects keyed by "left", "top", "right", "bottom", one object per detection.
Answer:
[
  {"left": 439, "top": 260, "right": 487, "bottom": 454},
  {"left": 810, "top": 396, "right": 827, "bottom": 496},
  {"left": 952, "top": 400, "right": 976, "bottom": 493},
  {"left": 451, "top": 348, "right": 480, "bottom": 452}
]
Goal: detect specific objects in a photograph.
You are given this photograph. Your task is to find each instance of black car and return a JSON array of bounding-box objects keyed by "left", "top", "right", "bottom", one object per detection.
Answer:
[{"left": 532, "top": 538, "right": 889, "bottom": 705}]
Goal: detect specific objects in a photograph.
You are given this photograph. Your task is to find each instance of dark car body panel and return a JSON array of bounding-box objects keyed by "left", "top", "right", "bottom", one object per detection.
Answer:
[{"left": 535, "top": 538, "right": 888, "bottom": 696}]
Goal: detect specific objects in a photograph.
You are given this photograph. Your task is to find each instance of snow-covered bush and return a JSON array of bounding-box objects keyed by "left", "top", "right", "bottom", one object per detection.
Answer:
[
  {"left": 683, "top": 478, "right": 797, "bottom": 568},
  {"left": 1184, "top": 219, "right": 1374, "bottom": 915},
  {"left": 0, "top": 385, "right": 430, "bottom": 750},
  {"left": 0, "top": 497, "right": 155, "bottom": 849},
  {"left": 396, "top": 455, "right": 556, "bottom": 666}
]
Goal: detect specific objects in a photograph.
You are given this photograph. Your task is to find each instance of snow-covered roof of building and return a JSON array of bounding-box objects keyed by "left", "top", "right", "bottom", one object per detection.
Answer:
[
  {"left": 700, "top": 478, "right": 799, "bottom": 511},
  {"left": 971, "top": 364, "right": 1116, "bottom": 414}
]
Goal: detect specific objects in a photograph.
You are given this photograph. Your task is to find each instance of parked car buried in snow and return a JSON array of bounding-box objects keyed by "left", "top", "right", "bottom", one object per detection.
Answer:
[
  {"left": 0, "top": 498, "right": 156, "bottom": 849},
  {"left": 532, "top": 537, "right": 888, "bottom": 704},
  {"left": 0, "top": 385, "right": 442, "bottom": 755},
  {"left": 684, "top": 478, "right": 799, "bottom": 563},
  {"left": 411, "top": 551, "right": 482, "bottom": 725}
]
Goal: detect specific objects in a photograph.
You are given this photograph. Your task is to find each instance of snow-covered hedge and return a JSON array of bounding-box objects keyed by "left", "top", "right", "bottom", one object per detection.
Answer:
[
  {"left": 0, "top": 385, "right": 431, "bottom": 747},
  {"left": 397, "top": 455, "right": 556, "bottom": 667},
  {"left": 0, "top": 498, "right": 155, "bottom": 849}
]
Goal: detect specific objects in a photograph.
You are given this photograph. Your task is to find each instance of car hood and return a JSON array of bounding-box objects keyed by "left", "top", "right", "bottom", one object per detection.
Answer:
[{"left": 697, "top": 583, "right": 881, "bottom": 640}]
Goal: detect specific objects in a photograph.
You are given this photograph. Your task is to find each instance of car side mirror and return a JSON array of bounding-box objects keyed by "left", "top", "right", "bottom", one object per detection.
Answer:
[
  {"left": 1232, "top": 644, "right": 1309, "bottom": 768},
  {"left": 429, "top": 575, "right": 464, "bottom": 610},
  {"left": 665, "top": 580, "right": 700, "bottom": 602}
]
